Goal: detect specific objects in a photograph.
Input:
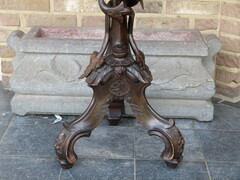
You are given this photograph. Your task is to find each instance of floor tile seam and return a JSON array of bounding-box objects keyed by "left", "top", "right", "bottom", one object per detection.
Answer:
[
  {"left": 76, "top": 156, "right": 135, "bottom": 160},
  {"left": 58, "top": 168, "right": 62, "bottom": 180},
  {"left": 0, "top": 153, "right": 136, "bottom": 160},
  {"left": 1, "top": 154, "right": 239, "bottom": 163},
  {"left": 133, "top": 125, "right": 136, "bottom": 180},
  {"left": 0, "top": 154, "right": 54, "bottom": 158},
  {"left": 10, "top": 123, "right": 61, "bottom": 126},
  {"left": 10, "top": 123, "right": 135, "bottom": 128},
  {"left": 66, "top": 170, "right": 76, "bottom": 180},
  {"left": 217, "top": 103, "right": 240, "bottom": 109},
  {"left": 193, "top": 128, "right": 240, "bottom": 132},
  {"left": 134, "top": 126, "right": 195, "bottom": 130},
  {"left": 0, "top": 113, "right": 15, "bottom": 125},
  {"left": 134, "top": 159, "right": 206, "bottom": 163},
  {"left": 0, "top": 118, "right": 13, "bottom": 144},
  {"left": 205, "top": 160, "right": 240, "bottom": 164},
  {"left": 195, "top": 129, "right": 212, "bottom": 180}
]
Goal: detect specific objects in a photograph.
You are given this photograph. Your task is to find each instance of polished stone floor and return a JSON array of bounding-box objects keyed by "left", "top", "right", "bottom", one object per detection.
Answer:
[{"left": 0, "top": 83, "right": 240, "bottom": 180}]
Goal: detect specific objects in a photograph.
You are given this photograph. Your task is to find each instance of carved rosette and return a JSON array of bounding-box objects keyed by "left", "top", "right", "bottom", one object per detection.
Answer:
[{"left": 110, "top": 80, "right": 130, "bottom": 96}]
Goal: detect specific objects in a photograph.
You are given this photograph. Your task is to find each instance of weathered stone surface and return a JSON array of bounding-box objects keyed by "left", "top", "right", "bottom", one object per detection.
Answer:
[
  {"left": 202, "top": 34, "right": 221, "bottom": 77},
  {"left": 8, "top": 27, "right": 220, "bottom": 121},
  {"left": 0, "top": 14, "right": 20, "bottom": 26},
  {"left": 221, "top": 2, "right": 240, "bottom": 19},
  {"left": 9, "top": 53, "right": 215, "bottom": 100},
  {"left": 0, "top": 0, "right": 50, "bottom": 11},
  {"left": 146, "top": 56, "right": 215, "bottom": 100},
  {"left": 17, "top": 28, "right": 207, "bottom": 56},
  {"left": 8, "top": 28, "right": 211, "bottom": 98},
  {"left": 220, "top": 20, "right": 240, "bottom": 36},
  {"left": 216, "top": 53, "right": 240, "bottom": 68},
  {"left": 166, "top": 0, "right": 220, "bottom": 15},
  {"left": 137, "top": 99, "right": 214, "bottom": 121},
  {"left": 135, "top": 17, "right": 189, "bottom": 29},
  {"left": 11, "top": 94, "right": 214, "bottom": 121},
  {"left": 220, "top": 36, "right": 240, "bottom": 52},
  {"left": 1, "top": 61, "right": 13, "bottom": 74},
  {"left": 25, "top": 14, "right": 77, "bottom": 27},
  {"left": 195, "top": 19, "right": 218, "bottom": 31}
]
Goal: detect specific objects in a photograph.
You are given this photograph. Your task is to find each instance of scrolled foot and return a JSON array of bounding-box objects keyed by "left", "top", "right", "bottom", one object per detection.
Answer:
[
  {"left": 148, "top": 121, "right": 185, "bottom": 168},
  {"left": 165, "top": 155, "right": 183, "bottom": 168},
  {"left": 54, "top": 127, "right": 91, "bottom": 169},
  {"left": 55, "top": 156, "right": 74, "bottom": 169}
]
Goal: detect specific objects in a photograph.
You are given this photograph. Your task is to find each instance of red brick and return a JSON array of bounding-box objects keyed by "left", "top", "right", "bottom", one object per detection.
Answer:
[
  {"left": 135, "top": 17, "right": 189, "bottom": 29},
  {"left": 166, "top": 0, "right": 220, "bottom": 15},
  {"left": 0, "top": 29, "right": 10, "bottom": 42},
  {"left": 1, "top": 61, "right": 13, "bottom": 74},
  {"left": 0, "top": 14, "right": 20, "bottom": 26},
  {"left": 195, "top": 19, "right": 218, "bottom": 31},
  {"left": 220, "top": 36, "right": 240, "bottom": 53},
  {"left": 25, "top": 14, "right": 77, "bottom": 27},
  {"left": 215, "top": 69, "right": 240, "bottom": 84},
  {"left": 216, "top": 53, "right": 240, "bottom": 68},
  {"left": 0, "top": 0, "right": 50, "bottom": 11},
  {"left": 216, "top": 83, "right": 240, "bottom": 98},
  {"left": 222, "top": 2, "right": 240, "bottom": 19},
  {"left": 220, "top": 20, "right": 240, "bottom": 36},
  {"left": 0, "top": 46, "right": 15, "bottom": 58},
  {"left": 82, "top": 16, "right": 105, "bottom": 27}
]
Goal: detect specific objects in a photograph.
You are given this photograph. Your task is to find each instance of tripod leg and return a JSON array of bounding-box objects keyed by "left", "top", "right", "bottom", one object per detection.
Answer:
[
  {"left": 127, "top": 83, "right": 185, "bottom": 168},
  {"left": 54, "top": 86, "right": 112, "bottom": 169}
]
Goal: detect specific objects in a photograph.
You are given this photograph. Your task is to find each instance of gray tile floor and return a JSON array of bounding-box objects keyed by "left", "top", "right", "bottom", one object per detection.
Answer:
[{"left": 0, "top": 83, "right": 240, "bottom": 180}]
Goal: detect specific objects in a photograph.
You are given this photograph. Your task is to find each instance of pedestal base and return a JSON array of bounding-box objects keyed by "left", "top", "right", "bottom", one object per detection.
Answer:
[{"left": 54, "top": 70, "right": 185, "bottom": 169}]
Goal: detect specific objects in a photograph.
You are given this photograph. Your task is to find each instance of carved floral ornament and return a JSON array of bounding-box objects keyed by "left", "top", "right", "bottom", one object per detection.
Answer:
[{"left": 55, "top": 0, "right": 185, "bottom": 169}]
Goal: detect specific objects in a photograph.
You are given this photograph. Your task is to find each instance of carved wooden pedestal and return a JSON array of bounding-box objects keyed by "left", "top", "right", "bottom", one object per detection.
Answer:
[{"left": 55, "top": 0, "right": 185, "bottom": 169}]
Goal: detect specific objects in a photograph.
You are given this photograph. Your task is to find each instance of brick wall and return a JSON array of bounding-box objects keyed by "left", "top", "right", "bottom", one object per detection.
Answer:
[
  {"left": 215, "top": 2, "right": 240, "bottom": 102},
  {"left": 0, "top": 0, "right": 239, "bottom": 102}
]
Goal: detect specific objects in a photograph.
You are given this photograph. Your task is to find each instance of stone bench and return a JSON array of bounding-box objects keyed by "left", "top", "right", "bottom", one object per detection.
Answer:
[{"left": 7, "top": 27, "right": 221, "bottom": 121}]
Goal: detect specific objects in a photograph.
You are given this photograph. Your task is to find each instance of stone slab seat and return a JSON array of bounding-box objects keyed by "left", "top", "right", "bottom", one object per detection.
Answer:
[{"left": 7, "top": 27, "right": 221, "bottom": 121}]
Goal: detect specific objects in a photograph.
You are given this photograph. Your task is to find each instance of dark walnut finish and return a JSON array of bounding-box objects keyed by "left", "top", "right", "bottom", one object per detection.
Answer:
[{"left": 55, "top": 0, "right": 185, "bottom": 169}]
